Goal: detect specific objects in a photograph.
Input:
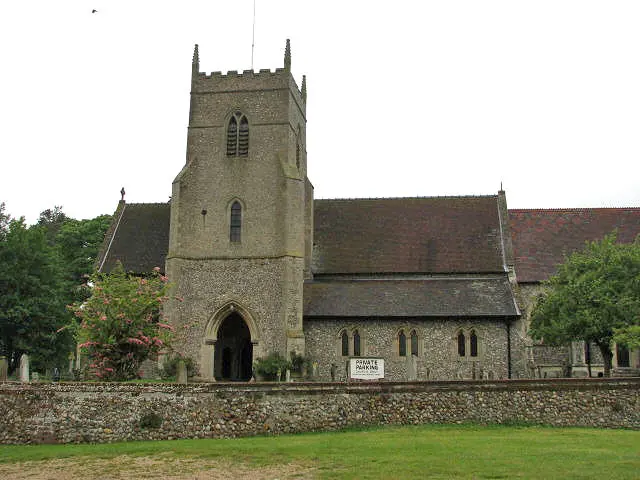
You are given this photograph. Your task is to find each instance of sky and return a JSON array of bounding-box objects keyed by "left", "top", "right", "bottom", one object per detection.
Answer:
[{"left": 1, "top": 1, "right": 639, "bottom": 224}]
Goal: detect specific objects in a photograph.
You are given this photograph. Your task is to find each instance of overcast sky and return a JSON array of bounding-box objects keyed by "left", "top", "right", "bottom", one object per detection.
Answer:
[{"left": 1, "top": 1, "right": 639, "bottom": 224}]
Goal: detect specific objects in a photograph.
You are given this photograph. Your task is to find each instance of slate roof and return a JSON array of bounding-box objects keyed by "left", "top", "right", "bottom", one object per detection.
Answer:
[
  {"left": 509, "top": 208, "right": 640, "bottom": 283},
  {"left": 303, "top": 276, "right": 519, "bottom": 317},
  {"left": 97, "top": 203, "right": 170, "bottom": 274},
  {"left": 313, "top": 196, "right": 505, "bottom": 274}
]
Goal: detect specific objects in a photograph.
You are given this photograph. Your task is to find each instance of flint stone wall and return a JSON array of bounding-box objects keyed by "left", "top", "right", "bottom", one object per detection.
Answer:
[{"left": 0, "top": 378, "right": 637, "bottom": 444}]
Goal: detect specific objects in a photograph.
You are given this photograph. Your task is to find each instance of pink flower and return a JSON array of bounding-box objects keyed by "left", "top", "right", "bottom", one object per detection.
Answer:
[
  {"left": 140, "top": 279, "right": 147, "bottom": 285},
  {"left": 153, "top": 266, "right": 161, "bottom": 272},
  {"left": 100, "top": 315, "right": 107, "bottom": 321},
  {"left": 160, "top": 275, "right": 168, "bottom": 283},
  {"left": 157, "top": 323, "right": 175, "bottom": 331}
]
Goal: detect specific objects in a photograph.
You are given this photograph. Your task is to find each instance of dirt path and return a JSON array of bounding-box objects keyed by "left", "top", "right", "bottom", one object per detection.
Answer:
[{"left": 0, "top": 456, "right": 317, "bottom": 479}]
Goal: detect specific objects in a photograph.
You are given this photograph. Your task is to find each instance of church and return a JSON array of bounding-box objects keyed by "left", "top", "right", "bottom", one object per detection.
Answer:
[{"left": 96, "top": 41, "right": 640, "bottom": 381}]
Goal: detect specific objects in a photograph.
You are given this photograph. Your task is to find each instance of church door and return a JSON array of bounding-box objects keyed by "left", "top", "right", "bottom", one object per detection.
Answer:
[{"left": 214, "top": 312, "right": 253, "bottom": 381}]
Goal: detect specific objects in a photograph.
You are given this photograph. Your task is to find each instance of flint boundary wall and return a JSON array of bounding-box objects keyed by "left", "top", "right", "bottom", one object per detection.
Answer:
[{"left": 1, "top": 378, "right": 638, "bottom": 444}]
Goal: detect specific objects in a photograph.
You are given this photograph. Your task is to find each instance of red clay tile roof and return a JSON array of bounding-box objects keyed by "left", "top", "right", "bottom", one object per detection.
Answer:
[
  {"left": 509, "top": 208, "right": 640, "bottom": 283},
  {"left": 313, "top": 196, "right": 505, "bottom": 274},
  {"left": 303, "top": 276, "right": 519, "bottom": 317}
]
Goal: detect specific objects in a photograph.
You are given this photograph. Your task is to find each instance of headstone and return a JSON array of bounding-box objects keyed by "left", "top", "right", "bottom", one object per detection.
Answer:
[
  {"left": 312, "top": 361, "right": 319, "bottom": 379},
  {"left": 285, "top": 368, "right": 291, "bottom": 382},
  {"left": 0, "top": 356, "right": 7, "bottom": 382},
  {"left": 330, "top": 363, "right": 337, "bottom": 381},
  {"left": 406, "top": 355, "right": 417, "bottom": 381},
  {"left": 19, "top": 354, "right": 30, "bottom": 383},
  {"left": 68, "top": 352, "right": 75, "bottom": 374},
  {"left": 52, "top": 367, "right": 60, "bottom": 382},
  {"left": 176, "top": 359, "right": 188, "bottom": 384}
]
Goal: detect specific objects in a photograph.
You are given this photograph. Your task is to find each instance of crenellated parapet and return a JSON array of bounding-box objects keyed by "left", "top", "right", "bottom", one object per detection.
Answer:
[{"left": 190, "top": 40, "right": 305, "bottom": 110}]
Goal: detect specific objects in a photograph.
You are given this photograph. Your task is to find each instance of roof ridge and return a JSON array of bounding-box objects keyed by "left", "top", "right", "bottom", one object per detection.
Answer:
[
  {"left": 123, "top": 202, "right": 171, "bottom": 207},
  {"left": 316, "top": 194, "right": 498, "bottom": 202},
  {"left": 509, "top": 207, "right": 640, "bottom": 213}
]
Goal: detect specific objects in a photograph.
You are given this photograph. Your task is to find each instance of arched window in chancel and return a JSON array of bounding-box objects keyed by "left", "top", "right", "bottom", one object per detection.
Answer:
[
  {"left": 227, "top": 112, "right": 249, "bottom": 156},
  {"left": 353, "top": 330, "right": 361, "bottom": 357},
  {"left": 410, "top": 330, "right": 419, "bottom": 356},
  {"left": 398, "top": 330, "right": 407, "bottom": 357},
  {"left": 470, "top": 330, "right": 478, "bottom": 357},
  {"left": 341, "top": 330, "right": 349, "bottom": 357},
  {"left": 230, "top": 201, "right": 242, "bottom": 243},
  {"left": 457, "top": 331, "right": 466, "bottom": 357}
]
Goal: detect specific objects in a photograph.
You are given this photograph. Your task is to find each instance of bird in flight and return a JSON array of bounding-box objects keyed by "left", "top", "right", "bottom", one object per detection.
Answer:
[{"left": 92, "top": 9, "right": 98, "bottom": 13}]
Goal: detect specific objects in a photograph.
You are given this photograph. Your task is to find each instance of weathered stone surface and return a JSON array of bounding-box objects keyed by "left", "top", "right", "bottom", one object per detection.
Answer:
[{"left": 0, "top": 379, "right": 637, "bottom": 444}]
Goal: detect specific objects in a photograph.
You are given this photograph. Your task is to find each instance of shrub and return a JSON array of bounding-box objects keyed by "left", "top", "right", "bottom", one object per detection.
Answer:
[
  {"left": 253, "top": 352, "right": 291, "bottom": 381},
  {"left": 160, "top": 355, "right": 195, "bottom": 379}
]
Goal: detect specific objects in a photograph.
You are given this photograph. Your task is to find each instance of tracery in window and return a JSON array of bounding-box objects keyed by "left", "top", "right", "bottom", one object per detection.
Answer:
[
  {"left": 410, "top": 330, "right": 418, "bottom": 356},
  {"left": 227, "top": 112, "right": 249, "bottom": 156},
  {"left": 398, "top": 330, "right": 407, "bottom": 357},
  {"left": 230, "top": 201, "right": 242, "bottom": 242}
]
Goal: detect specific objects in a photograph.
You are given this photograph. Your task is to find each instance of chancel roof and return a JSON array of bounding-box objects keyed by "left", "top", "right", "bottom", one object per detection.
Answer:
[
  {"left": 312, "top": 196, "right": 505, "bottom": 275},
  {"left": 303, "top": 276, "right": 519, "bottom": 318},
  {"left": 509, "top": 208, "right": 640, "bottom": 283}
]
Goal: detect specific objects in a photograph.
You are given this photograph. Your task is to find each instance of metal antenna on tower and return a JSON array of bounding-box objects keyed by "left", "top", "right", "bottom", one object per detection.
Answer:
[{"left": 251, "top": 0, "right": 256, "bottom": 69}]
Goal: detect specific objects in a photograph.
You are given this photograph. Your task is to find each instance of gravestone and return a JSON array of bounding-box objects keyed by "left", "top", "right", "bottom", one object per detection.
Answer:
[
  {"left": 330, "top": 363, "right": 337, "bottom": 381},
  {"left": 0, "top": 356, "right": 7, "bottom": 382},
  {"left": 285, "top": 368, "right": 291, "bottom": 382},
  {"left": 176, "top": 360, "right": 187, "bottom": 384},
  {"left": 19, "top": 354, "right": 29, "bottom": 383},
  {"left": 406, "top": 355, "right": 417, "bottom": 381}
]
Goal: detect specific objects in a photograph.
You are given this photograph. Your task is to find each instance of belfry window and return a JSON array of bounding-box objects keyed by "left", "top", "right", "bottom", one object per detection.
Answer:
[
  {"left": 398, "top": 330, "right": 407, "bottom": 357},
  {"left": 227, "top": 112, "right": 249, "bottom": 156},
  {"left": 230, "top": 201, "right": 242, "bottom": 242}
]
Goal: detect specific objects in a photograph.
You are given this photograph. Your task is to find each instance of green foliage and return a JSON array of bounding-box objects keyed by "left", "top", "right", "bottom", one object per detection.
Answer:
[
  {"left": 289, "top": 351, "right": 311, "bottom": 375},
  {"left": 70, "top": 262, "right": 172, "bottom": 381},
  {"left": 0, "top": 203, "right": 111, "bottom": 375},
  {"left": 160, "top": 355, "right": 195, "bottom": 379},
  {"left": 612, "top": 325, "right": 640, "bottom": 350},
  {"left": 530, "top": 232, "right": 640, "bottom": 375},
  {"left": 0, "top": 218, "right": 71, "bottom": 373},
  {"left": 253, "top": 352, "right": 291, "bottom": 380}
]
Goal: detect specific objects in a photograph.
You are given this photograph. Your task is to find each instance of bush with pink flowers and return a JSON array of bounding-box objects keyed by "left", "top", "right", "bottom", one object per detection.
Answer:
[{"left": 70, "top": 262, "right": 172, "bottom": 380}]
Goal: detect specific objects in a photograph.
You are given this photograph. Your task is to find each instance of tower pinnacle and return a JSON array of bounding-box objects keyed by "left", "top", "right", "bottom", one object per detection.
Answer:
[
  {"left": 192, "top": 44, "right": 200, "bottom": 76},
  {"left": 284, "top": 39, "right": 291, "bottom": 71},
  {"left": 301, "top": 75, "right": 307, "bottom": 103}
]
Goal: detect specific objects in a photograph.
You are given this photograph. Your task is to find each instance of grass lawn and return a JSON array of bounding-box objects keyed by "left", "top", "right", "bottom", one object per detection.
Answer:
[{"left": 0, "top": 424, "right": 638, "bottom": 479}]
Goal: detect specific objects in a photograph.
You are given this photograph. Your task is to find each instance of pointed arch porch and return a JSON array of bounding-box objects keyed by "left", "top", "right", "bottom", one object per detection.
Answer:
[{"left": 201, "top": 301, "right": 261, "bottom": 381}]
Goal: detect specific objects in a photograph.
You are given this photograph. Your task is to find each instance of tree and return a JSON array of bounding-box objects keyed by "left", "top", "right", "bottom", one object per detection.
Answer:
[
  {"left": 530, "top": 233, "right": 640, "bottom": 376},
  {"left": 0, "top": 218, "right": 71, "bottom": 373},
  {"left": 55, "top": 214, "right": 112, "bottom": 304},
  {"left": 70, "top": 263, "right": 172, "bottom": 380}
]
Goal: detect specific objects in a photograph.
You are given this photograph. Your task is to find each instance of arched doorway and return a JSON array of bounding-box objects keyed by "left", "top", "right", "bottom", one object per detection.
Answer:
[{"left": 214, "top": 312, "right": 253, "bottom": 381}]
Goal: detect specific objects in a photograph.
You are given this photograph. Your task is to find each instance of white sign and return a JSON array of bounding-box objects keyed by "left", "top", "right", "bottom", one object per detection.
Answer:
[{"left": 349, "top": 358, "right": 384, "bottom": 380}]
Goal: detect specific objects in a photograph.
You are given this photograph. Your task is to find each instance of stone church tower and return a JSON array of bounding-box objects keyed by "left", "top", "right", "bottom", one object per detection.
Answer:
[{"left": 164, "top": 41, "right": 313, "bottom": 380}]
